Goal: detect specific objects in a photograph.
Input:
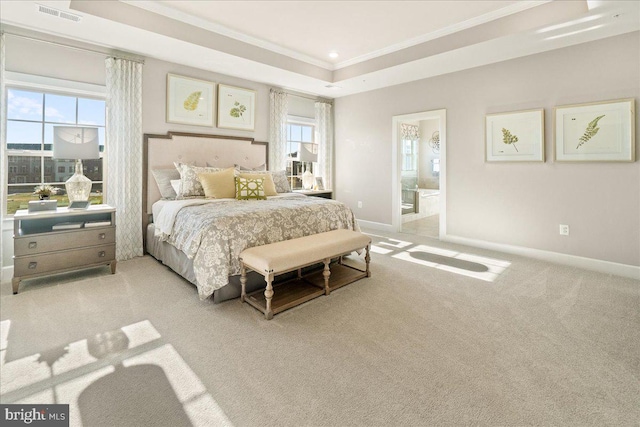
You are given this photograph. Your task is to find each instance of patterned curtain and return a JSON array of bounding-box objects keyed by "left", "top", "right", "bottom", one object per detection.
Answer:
[
  {"left": 315, "top": 101, "right": 333, "bottom": 190},
  {"left": 105, "top": 57, "right": 143, "bottom": 261},
  {"left": 0, "top": 34, "right": 6, "bottom": 227},
  {"left": 401, "top": 123, "right": 420, "bottom": 140},
  {"left": 268, "top": 89, "right": 288, "bottom": 171}
]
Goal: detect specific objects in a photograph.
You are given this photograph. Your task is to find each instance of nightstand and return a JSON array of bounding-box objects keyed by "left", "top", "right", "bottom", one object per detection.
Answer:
[
  {"left": 12, "top": 204, "right": 117, "bottom": 294},
  {"left": 293, "top": 189, "right": 333, "bottom": 199}
]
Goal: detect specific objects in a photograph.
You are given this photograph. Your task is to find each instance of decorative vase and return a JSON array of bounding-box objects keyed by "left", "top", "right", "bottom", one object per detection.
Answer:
[
  {"left": 302, "top": 169, "right": 314, "bottom": 190},
  {"left": 39, "top": 194, "right": 49, "bottom": 200}
]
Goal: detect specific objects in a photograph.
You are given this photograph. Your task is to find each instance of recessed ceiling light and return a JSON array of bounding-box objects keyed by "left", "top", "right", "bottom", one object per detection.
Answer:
[{"left": 328, "top": 51, "right": 339, "bottom": 59}]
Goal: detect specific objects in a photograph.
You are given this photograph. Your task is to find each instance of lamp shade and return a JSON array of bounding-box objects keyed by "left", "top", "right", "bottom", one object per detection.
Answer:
[
  {"left": 53, "top": 126, "right": 100, "bottom": 160},
  {"left": 298, "top": 143, "right": 318, "bottom": 163}
]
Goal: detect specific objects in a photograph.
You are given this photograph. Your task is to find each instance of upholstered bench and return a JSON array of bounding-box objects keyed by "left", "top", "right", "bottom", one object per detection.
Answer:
[{"left": 239, "top": 229, "right": 371, "bottom": 319}]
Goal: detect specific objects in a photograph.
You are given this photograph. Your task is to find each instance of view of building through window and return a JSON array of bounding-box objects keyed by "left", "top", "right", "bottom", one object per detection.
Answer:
[
  {"left": 5, "top": 89, "right": 105, "bottom": 215},
  {"left": 286, "top": 121, "right": 315, "bottom": 190}
]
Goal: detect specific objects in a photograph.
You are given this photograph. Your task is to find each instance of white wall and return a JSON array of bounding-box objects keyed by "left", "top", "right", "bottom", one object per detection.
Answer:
[
  {"left": 335, "top": 32, "right": 640, "bottom": 267},
  {"left": 418, "top": 119, "right": 440, "bottom": 190}
]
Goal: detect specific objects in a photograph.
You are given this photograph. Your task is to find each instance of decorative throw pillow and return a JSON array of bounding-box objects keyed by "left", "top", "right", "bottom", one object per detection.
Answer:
[
  {"left": 151, "top": 168, "right": 181, "bottom": 199},
  {"left": 175, "top": 163, "right": 224, "bottom": 198},
  {"left": 236, "top": 177, "right": 266, "bottom": 200},
  {"left": 237, "top": 172, "right": 277, "bottom": 196},
  {"left": 271, "top": 170, "right": 291, "bottom": 193},
  {"left": 198, "top": 168, "right": 236, "bottom": 199}
]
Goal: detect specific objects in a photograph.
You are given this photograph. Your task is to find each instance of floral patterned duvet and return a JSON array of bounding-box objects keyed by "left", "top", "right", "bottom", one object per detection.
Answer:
[{"left": 155, "top": 194, "right": 359, "bottom": 299}]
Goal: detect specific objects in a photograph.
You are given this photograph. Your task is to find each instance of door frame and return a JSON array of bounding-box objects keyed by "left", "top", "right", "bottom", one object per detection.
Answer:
[{"left": 391, "top": 109, "right": 447, "bottom": 237}]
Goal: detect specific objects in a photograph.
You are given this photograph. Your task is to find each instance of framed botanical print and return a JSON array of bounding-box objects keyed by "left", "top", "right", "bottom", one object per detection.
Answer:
[
  {"left": 485, "top": 109, "right": 544, "bottom": 162},
  {"left": 166, "top": 74, "right": 215, "bottom": 127},
  {"left": 217, "top": 84, "right": 256, "bottom": 131},
  {"left": 554, "top": 98, "right": 635, "bottom": 162}
]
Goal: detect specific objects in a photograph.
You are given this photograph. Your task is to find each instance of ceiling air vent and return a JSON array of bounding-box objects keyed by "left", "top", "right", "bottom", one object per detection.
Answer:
[
  {"left": 37, "top": 4, "right": 60, "bottom": 17},
  {"left": 36, "top": 4, "right": 82, "bottom": 22},
  {"left": 59, "top": 11, "right": 82, "bottom": 22}
]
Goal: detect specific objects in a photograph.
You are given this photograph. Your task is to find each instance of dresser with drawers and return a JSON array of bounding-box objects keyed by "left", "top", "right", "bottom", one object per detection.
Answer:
[{"left": 12, "top": 205, "right": 117, "bottom": 294}]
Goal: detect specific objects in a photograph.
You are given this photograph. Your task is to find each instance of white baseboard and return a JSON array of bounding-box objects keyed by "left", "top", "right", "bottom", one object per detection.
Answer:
[
  {"left": 357, "top": 219, "right": 396, "bottom": 233},
  {"left": 442, "top": 234, "right": 640, "bottom": 281},
  {"left": 1, "top": 266, "right": 14, "bottom": 285}
]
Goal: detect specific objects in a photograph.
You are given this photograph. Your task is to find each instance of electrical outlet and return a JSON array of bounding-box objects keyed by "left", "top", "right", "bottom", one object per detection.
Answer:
[
  {"left": 559, "top": 224, "right": 569, "bottom": 236},
  {"left": 357, "top": 201, "right": 362, "bottom": 208}
]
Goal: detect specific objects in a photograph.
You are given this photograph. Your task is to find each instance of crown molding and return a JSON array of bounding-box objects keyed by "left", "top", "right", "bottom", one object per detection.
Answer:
[
  {"left": 333, "top": 0, "right": 550, "bottom": 69},
  {"left": 120, "top": 0, "right": 334, "bottom": 70},
  {"left": 121, "top": 0, "right": 550, "bottom": 72}
]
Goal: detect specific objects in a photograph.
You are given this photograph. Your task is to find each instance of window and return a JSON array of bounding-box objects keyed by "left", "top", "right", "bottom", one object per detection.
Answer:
[
  {"left": 285, "top": 118, "right": 315, "bottom": 190},
  {"left": 402, "top": 138, "right": 418, "bottom": 172},
  {"left": 5, "top": 88, "right": 106, "bottom": 215}
]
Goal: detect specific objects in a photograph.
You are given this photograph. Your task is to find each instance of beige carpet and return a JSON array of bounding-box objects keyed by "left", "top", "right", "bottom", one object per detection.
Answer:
[{"left": 1, "top": 228, "right": 638, "bottom": 426}]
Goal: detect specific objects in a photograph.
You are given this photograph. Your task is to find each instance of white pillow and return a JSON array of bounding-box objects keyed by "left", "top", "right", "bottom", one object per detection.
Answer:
[{"left": 170, "top": 179, "right": 181, "bottom": 195}]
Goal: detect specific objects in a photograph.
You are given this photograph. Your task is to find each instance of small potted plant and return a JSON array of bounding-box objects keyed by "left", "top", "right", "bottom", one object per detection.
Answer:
[{"left": 33, "top": 184, "right": 59, "bottom": 200}]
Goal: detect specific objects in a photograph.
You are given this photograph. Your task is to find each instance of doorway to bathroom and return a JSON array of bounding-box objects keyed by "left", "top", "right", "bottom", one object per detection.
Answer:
[{"left": 391, "top": 109, "right": 446, "bottom": 239}]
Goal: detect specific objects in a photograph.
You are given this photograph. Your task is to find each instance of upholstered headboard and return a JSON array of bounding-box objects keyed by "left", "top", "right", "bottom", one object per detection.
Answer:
[{"left": 142, "top": 131, "right": 268, "bottom": 233}]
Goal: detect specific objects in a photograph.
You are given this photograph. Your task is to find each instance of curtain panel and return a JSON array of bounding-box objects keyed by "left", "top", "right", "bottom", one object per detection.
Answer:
[
  {"left": 105, "top": 57, "right": 143, "bottom": 261},
  {"left": 401, "top": 123, "right": 420, "bottom": 140},
  {"left": 268, "top": 89, "right": 288, "bottom": 171},
  {"left": 315, "top": 101, "right": 333, "bottom": 190},
  {"left": 0, "top": 34, "right": 6, "bottom": 225}
]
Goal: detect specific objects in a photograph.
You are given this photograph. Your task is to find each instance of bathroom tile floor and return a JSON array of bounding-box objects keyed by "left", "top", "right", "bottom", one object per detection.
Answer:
[{"left": 400, "top": 214, "right": 439, "bottom": 238}]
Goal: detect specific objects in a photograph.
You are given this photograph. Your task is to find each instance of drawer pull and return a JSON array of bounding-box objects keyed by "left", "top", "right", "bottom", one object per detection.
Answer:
[
  {"left": 28, "top": 242, "right": 38, "bottom": 249},
  {"left": 99, "top": 233, "right": 106, "bottom": 240},
  {"left": 28, "top": 262, "right": 38, "bottom": 269},
  {"left": 98, "top": 251, "right": 106, "bottom": 258}
]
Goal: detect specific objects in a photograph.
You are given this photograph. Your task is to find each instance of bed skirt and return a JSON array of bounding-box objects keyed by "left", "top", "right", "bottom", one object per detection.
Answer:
[{"left": 146, "top": 224, "right": 306, "bottom": 303}]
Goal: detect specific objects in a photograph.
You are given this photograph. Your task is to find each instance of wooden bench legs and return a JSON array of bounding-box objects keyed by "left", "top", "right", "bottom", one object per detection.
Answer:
[
  {"left": 240, "top": 244, "right": 371, "bottom": 320},
  {"left": 323, "top": 258, "right": 331, "bottom": 295},
  {"left": 240, "top": 266, "right": 275, "bottom": 320},
  {"left": 264, "top": 273, "right": 274, "bottom": 320}
]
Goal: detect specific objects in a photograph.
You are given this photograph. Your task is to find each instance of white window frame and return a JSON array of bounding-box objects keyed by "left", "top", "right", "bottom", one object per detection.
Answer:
[
  {"left": 2, "top": 72, "right": 106, "bottom": 217},
  {"left": 286, "top": 115, "right": 316, "bottom": 190}
]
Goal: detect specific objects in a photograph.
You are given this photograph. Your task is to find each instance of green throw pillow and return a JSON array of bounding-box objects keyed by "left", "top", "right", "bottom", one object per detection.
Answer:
[{"left": 236, "top": 177, "right": 267, "bottom": 200}]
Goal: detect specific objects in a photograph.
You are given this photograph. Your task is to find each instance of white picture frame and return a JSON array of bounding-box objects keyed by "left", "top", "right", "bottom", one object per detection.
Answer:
[
  {"left": 166, "top": 74, "right": 216, "bottom": 127},
  {"left": 315, "top": 177, "right": 324, "bottom": 190},
  {"left": 554, "top": 98, "right": 635, "bottom": 162},
  {"left": 217, "top": 84, "right": 256, "bottom": 131},
  {"left": 485, "top": 109, "right": 544, "bottom": 162}
]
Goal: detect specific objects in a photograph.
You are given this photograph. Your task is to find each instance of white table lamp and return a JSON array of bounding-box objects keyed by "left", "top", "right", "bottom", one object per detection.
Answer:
[
  {"left": 53, "top": 126, "right": 100, "bottom": 202},
  {"left": 299, "top": 143, "right": 318, "bottom": 190}
]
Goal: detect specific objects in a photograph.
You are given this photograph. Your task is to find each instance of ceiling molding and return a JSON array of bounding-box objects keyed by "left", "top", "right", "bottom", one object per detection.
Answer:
[
  {"left": 333, "top": 0, "right": 551, "bottom": 69},
  {"left": 1, "top": 1, "right": 638, "bottom": 99},
  {"left": 120, "top": 0, "right": 335, "bottom": 70}
]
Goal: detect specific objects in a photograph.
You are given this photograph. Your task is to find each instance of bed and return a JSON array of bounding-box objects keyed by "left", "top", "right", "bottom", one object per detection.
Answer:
[{"left": 143, "top": 132, "right": 359, "bottom": 302}]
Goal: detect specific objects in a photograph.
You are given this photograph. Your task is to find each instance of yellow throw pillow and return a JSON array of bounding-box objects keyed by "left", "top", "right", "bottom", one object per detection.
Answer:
[
  {"left": 237, "top": 172, "right": 277, "bottom": 196},
  {"left": 198, "top": 167, "right": 236, "bottom": 199}
]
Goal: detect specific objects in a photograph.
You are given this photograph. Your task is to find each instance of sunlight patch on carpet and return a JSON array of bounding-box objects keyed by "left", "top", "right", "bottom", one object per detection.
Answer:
[
  {"left": 369, "top": 235, "right": 413, "bottom": 255},
  {"left": 0, "top": 320, "right": 233, "bottom": 426},
  {"left": 392, "top": 244, "right": 510, "bottom": 282}
]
